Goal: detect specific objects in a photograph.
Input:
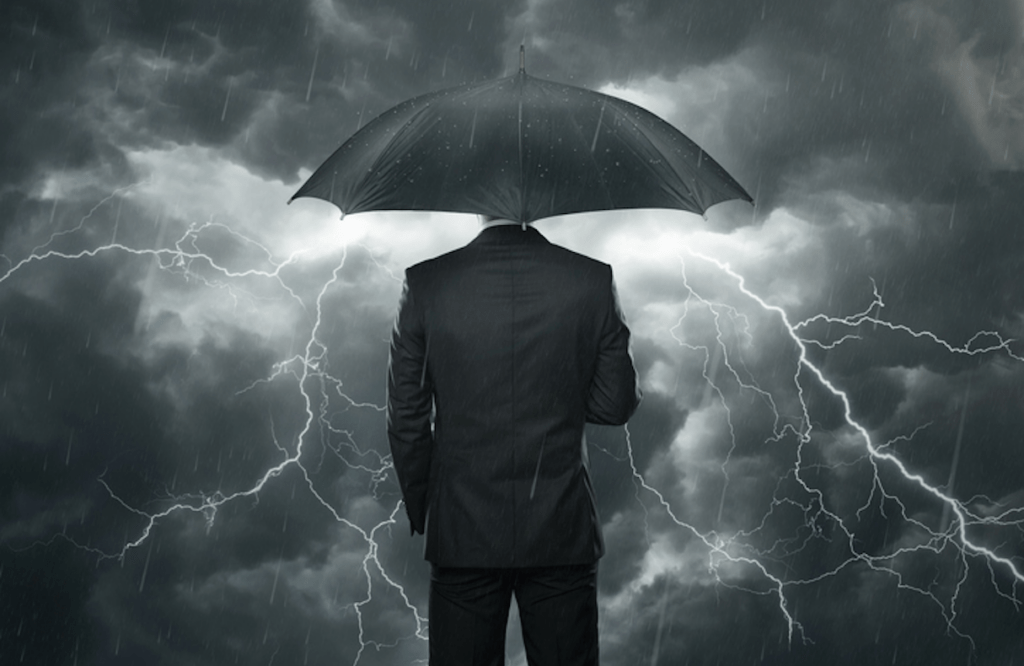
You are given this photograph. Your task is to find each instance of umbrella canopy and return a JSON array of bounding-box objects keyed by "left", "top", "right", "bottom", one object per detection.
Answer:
[{"left": 291, "top": 49, "right": 752, "bottom": 222}]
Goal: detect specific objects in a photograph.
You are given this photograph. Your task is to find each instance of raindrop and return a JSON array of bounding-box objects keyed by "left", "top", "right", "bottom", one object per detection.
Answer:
[
  {"left": 269, "top": 555, "right": 283, "bottom": 604},
  {"left": 306, "top": 45, "right": 319, "bottom": 103},
  {"left": 529, "top": 438, "right": 546, "bottom": 499},
  {"left": 138, "top": 540, "right": 153, "bottom": 592},
  {"left": 590, "top": 101, "right": 606, "bottom": 152},
  {"left": 467, "top": 11, "right": 475, "bottom": 31},
  {"left": 112, "top": 196, "right": 123, "bottom": 243},
  {"left": 221, "top": 80, "right": 233, "bottom": 122}
]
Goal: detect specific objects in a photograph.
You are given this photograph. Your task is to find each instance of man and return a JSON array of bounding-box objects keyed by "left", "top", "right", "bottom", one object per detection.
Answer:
[{"left": 387, "top": 216, "right": 641, "bottom": 666}]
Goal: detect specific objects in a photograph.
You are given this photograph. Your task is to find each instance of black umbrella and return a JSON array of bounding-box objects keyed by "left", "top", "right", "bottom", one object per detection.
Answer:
[{"left": 291, "top": 47, "right": 752, "bottom": 222}]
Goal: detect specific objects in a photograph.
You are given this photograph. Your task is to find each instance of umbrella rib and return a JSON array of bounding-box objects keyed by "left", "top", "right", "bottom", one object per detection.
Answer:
[
  {"left": 516, "top": 94, "right": 524, "bottom": 220},
  {"left": 553, "top": 87, "right": 615, "bottom": 212},
  {"left": 609, "top": 98, "right": 706, "bottom": 211},
  {"left": 568, "top": 113, "right": 615, "bottom": 210},
  {"left": 290, "top": 69, "right": 751, "bottom": 219},
  {"left": 603, "top": 96, "right": 750, "bottom": 210}
]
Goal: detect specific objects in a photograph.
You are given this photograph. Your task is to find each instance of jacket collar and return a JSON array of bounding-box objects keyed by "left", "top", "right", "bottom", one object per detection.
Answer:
[{"left": 469, "top": 224, "right": 550, "bottom": 247}]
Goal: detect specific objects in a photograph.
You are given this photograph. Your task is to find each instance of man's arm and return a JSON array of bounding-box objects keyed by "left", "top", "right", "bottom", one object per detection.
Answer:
[
  {"left": 386, "top": 274, "right": 433, "bottom": 535},
  {"left": 586, "top": 269, "right": 642, "bottom": 425}
]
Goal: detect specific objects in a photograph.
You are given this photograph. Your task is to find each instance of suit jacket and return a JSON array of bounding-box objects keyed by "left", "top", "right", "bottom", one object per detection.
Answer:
[{"left": 387, "top": 224, "right": 641, "bottom": 567}]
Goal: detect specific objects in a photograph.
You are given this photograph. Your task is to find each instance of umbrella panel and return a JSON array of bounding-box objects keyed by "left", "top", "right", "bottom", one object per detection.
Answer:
[{"left": 292, "top": 72, "right": 751, "bottom": 222}]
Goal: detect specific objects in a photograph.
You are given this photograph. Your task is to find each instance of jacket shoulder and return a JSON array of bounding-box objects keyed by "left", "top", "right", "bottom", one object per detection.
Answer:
[
  {"left": 405, "top": 244, "right": 465, "bottom": 275},
  {"left": 545, "top": 243, "right": 610, "bottom": 271},
  {"left": 405, "top": 236, "right": 611, "bottom": 285}
]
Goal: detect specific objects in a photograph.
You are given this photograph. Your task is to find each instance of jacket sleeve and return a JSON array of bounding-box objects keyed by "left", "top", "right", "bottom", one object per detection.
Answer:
[
  {"left": 586, "top": 268, "right": 642, "bottom": 425},
  {"left": 386, "top": 273, "right": 433, "bottom": 535}
]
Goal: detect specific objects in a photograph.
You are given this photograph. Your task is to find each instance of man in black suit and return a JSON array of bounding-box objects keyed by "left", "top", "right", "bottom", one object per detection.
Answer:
[{"left": 387, "top": 216, "right": 641, "bottom": 665}]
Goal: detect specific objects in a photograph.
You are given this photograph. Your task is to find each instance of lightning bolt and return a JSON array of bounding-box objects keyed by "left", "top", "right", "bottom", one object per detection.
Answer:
[
  {"left": 2, "top": 193, "right": 428, "bottom": 664},
  {"left": 618, "top": 248, "right": 1023, "bottom": 648},
  {"left": 5, "top": 190, "right": 1022, "bottom": 662}
]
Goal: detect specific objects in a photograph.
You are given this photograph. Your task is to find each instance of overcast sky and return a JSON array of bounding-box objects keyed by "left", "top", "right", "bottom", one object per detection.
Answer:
[{"left": 2, "top": 1, "right": 1023, "bottom": 664}]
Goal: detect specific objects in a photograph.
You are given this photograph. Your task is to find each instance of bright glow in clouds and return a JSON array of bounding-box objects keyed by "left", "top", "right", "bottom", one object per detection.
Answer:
[
  {"left": 5, "top": 149, "right": 1022, "bottom": 662},
  {"left": 6, "top": 2, "right": 1024, "bottom": 664},
  {"left": 129, "top": 146, "right": 370, "bottom": 256},
  {"left": 599, "top": 50, "right": 767, "bottom": 173},
  {"left": 5, "top": 69, "right": 1023, "bottom": 666}
]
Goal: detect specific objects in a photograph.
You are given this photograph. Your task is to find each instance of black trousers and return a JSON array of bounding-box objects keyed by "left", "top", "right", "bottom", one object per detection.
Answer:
[{"left": 428, "top": 563, "right": 599, "bottom": 666}]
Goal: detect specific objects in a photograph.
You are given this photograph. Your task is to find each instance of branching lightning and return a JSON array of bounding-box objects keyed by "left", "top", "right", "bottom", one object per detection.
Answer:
[
  {"left": 619, "top": 248, "right": 1023, "bottom": 647},
  {"left": 4, "top": 192, "right": 1022, "bottom": 662},
  {"left": 2, "top": 195, "right": 427, "bottom": 664}
]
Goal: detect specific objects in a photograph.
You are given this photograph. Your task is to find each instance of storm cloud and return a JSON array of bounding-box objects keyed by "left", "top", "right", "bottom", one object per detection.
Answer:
[{"left": 2, "top": 1, "right": 1022, "bottom": 664}]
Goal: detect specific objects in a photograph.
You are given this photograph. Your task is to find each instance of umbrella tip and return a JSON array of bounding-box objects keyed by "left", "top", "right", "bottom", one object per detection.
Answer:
[{"left": 519, "top": 44, "right": 525, "bottom": 72}]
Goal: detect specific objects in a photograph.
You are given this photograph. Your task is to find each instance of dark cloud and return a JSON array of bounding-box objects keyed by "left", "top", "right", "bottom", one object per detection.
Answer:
[
  {"left": 523, "top": 0, "right": 1023, "bottom": 214},
  {"left": 2, "top": 0, "right": 1022, "bottom": 664}
]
